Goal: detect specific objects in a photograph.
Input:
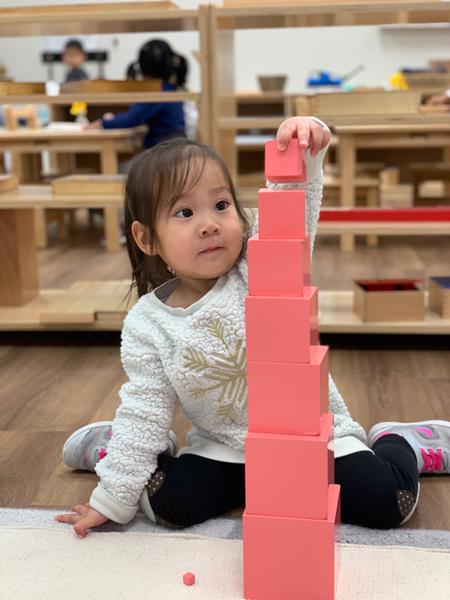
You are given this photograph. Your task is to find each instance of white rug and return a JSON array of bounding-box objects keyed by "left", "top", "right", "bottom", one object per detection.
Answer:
[{"left": 1, "top": 527, "right": 449, "bottom": 600}]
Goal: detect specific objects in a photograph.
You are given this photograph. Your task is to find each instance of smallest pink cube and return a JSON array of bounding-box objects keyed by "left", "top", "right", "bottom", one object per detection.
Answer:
[
  {"left": 183, "top": 572, "right": 196, "bottom": 586},
  {"left": 265, "top": 139, "right": 306, "bottom": 183}
]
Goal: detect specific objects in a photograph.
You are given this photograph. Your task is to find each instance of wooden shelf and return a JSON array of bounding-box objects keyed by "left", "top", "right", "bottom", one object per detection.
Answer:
[
  {"left": 1, "top": 284, "right": 448, "bottom": 334},
  {"left": 318, "top": 221, "right": 450, "bottom": 236},
  {"left": 0, "top": 92, "right": 200, "bottom": 105},
  {"left": 0, "top": 185, "right": 123, "bottom": 209},
  {"left": 319, "top": 290, "right": 450, "bottom": 334},
  {"left": 0, "top": 2, "right": 198, "bottom": 37},
  {"left": 0, "top": 281, "right": 133, "bottom": 331},
  {"left": 219, "top": 117, "right": 284, "bottom": 130},
  {"left": 216, "top": 2, "right": 450, "bottom": 29}
]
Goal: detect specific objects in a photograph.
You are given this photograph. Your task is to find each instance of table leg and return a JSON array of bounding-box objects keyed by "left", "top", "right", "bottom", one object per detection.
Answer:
[
  {"left": 338, "top": 134, "right": 356, "bottom": 253},
  {"left": 100, "top": 141, "right": 120, "bottom": 252},
  {"left": 365, "top": 187, "right": 379, "bottom": 247},
  {"left": 0, "top": 209, "right": 39, "bottom": 306},
  {"left": 443, "top": 146, "right": 450, "bottom": 199}
]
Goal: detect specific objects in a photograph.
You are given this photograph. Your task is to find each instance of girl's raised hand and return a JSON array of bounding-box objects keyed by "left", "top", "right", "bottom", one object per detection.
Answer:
[
  {"left": 55, "top": 503, "right": 109, "bottom": 538},
  {"left": 277, "top": 116, "right": 331, "bottom": 157}
]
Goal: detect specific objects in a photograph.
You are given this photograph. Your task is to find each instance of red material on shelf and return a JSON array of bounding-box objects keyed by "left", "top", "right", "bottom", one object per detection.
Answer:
[{"left": 319, "top": 207, "right": 450, "bottom": 222}]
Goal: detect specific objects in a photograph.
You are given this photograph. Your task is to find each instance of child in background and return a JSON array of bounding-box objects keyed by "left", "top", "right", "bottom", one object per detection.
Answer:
[
  {"left": 85, "top": 39, "right": 187, "bottom": 148},
  {"left": 62, "top": 39, "right": 89, "bottom": 83},
  {"left": 56, "top": 117, "right": 449, "bottom": 538}
]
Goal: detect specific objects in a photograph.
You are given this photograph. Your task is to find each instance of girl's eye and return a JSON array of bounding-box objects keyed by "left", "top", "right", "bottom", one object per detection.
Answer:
[
  {"left": 174, "top": 207, "right": 193, "bottom": 218},
  {"left": 215, "top": 200, "right": 230, "bottom": 211}
]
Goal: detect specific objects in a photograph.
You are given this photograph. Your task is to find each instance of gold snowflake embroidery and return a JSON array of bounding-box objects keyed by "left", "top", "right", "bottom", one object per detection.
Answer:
[{"left": 183, "top": 319, "right": 247, "bottom": 423}]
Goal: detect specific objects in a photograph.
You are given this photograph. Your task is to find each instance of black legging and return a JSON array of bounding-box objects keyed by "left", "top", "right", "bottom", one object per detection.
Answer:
[{"left": 147, "top": 434, "right": 419, "bottom": 530}]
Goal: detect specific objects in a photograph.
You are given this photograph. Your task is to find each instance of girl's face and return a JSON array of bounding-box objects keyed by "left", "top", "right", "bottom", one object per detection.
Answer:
[{"left": 153, "top": 159, "right": 244, "bottom": 283}]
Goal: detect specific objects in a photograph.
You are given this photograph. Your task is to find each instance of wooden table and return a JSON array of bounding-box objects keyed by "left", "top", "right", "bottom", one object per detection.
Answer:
[
  {"left": 0, "top": 185, "right": 123, "bottom": 307},
  {"left": 332, "top": 115, "right": 450, "bottom": 252},
  {"left": 0, "top": 127, "right": 144, "bottom": 250}
]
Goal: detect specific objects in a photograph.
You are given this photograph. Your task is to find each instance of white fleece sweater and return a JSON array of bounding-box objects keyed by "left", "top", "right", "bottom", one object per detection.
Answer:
[{"left": 90, "top": 142, "right": 369, "bottom": 524}]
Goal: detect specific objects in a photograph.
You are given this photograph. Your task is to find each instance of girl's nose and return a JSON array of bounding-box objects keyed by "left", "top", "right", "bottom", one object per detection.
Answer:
[{"left": 200, "top": 221, "right": 219, "bottom": 236}]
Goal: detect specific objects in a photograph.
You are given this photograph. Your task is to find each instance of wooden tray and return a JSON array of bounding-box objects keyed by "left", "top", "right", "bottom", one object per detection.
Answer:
[
  {"left": 52, "top": 175, "right": 125, "bottom": 196},
  {"left": 296, "top": 90, "right": 421, "bottom": 117},
  {"left": 0, "top": 174, "right": 19, "bottom": 194},
  {"left": 60, "top": 79, "right": 162, "bottom": 94},
  {"left": 0, "top": 82, "right": 45, "bottom": 95}
]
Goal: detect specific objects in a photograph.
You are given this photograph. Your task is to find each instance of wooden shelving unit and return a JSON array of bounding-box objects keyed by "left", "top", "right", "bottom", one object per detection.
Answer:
[
  {"left": 0, "top": 2, "right": 210, "bottom": 140},
  {"left": 319, "top": 290, "right": 450, "bottom": 335},
  {"left": 1, "top": 1, "right": 449, "bottom": 333}
]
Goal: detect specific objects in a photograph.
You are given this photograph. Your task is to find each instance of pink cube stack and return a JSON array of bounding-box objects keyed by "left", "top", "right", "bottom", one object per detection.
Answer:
[{"left": 243, "top": 140, "right": 341, "bottom": 600}]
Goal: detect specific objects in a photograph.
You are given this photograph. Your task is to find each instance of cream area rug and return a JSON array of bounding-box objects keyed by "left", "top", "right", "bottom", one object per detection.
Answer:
[{"left": 1, "top": 527, "right": 449, "bottom": 600}]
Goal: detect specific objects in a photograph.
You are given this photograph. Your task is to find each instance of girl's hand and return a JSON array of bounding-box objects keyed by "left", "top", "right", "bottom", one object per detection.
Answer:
[
  {"left": 102, "top": 112, "right": 115, "bottom": 121},
  {"left": 82, "top": 119, "right": 103, "bottom": 130},
  {"left": 55, "top": 503, "right": 109, "bottom": 538},
  {"left": 276, "top": 117, "right": 331, "bottom": 156}
]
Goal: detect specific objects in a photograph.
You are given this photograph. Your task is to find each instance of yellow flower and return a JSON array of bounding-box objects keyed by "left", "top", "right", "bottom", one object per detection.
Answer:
[
  {"left": 389, "top": 72, "right": 409, "bottom": 91},
  {"left": 70, "top": 102, "right": 87, "bottom": 116}
]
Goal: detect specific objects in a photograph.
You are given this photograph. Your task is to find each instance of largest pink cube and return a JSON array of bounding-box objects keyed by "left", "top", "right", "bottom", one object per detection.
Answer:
[
  {"left": 245, "top": 413, "right": 333, "bottom": 519},
  {"left": 246, "top": 288, "right": 318, "bottom": 364},
  {"left": 247, "top": 345, "right": 329, "bottom": 436},
  {"left": 243, "top": 484, "right": 340, "bottom": 600},
  {"left": 248, "top": 234, "right": 306, "bottom": 297}
]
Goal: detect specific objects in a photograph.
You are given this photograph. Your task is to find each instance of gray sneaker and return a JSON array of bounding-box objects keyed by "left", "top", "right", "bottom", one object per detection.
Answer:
[
  {"left": 368, "top": 420, "right": 450, "bottom": 475},
  {"left": 62, "top": 421, "right": 178, "bottom": 472}
]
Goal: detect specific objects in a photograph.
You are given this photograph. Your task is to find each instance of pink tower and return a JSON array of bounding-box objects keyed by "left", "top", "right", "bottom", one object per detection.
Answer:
[{"left": 243, "top": 140, "right": 341, "bottom": 600}]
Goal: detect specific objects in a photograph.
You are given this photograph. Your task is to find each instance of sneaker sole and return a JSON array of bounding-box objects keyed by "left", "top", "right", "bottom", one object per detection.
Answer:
[
  {"left": 62, "top": 420, "right": 113, "bottom": 469},
  {"left": 368, "top": 419, "right": 449, "bottom": 445}
]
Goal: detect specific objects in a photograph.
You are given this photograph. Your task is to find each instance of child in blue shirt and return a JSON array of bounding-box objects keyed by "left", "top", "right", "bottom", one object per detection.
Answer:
[{"left": 86, "top": 39, "right": 186, "bottom": 148}]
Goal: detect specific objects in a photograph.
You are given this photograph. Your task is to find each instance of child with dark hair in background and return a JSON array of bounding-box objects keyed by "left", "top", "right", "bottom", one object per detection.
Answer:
[
  {"left": 86, "top": 39, "right": 187, "bottom": 148},
  {"left": 63, "top": 39, "right": 89, "bottom": 83}
]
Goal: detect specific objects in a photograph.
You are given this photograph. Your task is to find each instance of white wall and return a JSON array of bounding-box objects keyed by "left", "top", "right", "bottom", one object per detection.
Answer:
[{"left": 0, "top": 0, "right": 449, "bottom": 93}]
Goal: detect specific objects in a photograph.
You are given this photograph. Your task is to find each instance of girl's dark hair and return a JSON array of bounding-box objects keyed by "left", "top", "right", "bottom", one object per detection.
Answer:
[
  {"left": 125, "top": 138, "right": 250, "bottom": 298},
  {"left": 138, "top": 39, "right": 188, "bottom": 88}
]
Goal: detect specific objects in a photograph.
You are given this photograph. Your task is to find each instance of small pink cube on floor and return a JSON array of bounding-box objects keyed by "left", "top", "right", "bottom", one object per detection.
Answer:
[{"left": 183, "top": 572, "right": 195, "bottom": 586}]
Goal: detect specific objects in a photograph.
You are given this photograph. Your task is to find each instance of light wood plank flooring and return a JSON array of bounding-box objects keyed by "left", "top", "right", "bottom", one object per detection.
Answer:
[{"left": 1, "top": 221, "right": 449, "bottom": 529}]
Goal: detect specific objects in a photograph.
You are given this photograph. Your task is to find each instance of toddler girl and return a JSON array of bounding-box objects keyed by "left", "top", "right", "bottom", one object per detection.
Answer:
[{"left": 57, "top": 118, "right": 449, "bottom": 537}]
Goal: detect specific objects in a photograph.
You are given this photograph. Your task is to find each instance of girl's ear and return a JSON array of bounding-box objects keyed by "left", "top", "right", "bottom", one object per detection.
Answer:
[{"left": 131, "top": 221, "right": 158, "bottom": 256}]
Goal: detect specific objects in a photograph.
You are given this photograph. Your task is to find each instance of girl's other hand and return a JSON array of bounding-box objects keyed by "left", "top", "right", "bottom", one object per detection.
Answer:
[
  {"left": 277, "top": 116, "right": 331, "bottom": 157},
  {"left": 102, "top": 112, "right": 115, "bottom": 121},
  {"left": 55, "top": 503, "right": 109, "bottom": 538},
  {"left": 82, "top": 119, "right": 103, "bottom": 130}
]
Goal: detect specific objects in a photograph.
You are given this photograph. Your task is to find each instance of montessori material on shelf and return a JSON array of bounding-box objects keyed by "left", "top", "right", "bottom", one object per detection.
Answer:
[
  {"left": 428, "top": 277, "right": 450, "bottom": 319},
  {"left": 354, "top": 279, "right": 425, "bottom": 323}
]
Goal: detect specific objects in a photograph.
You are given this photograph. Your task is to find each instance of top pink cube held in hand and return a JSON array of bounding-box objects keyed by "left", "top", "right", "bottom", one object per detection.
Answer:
[{"left": 264, "top": 139, "right": 306, "bottom": 183}]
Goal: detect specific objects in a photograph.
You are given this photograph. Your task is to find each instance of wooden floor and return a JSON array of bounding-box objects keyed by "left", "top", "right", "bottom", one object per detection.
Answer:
[{"left": 0, "top": 219, "right": 449, "bottom": 529}]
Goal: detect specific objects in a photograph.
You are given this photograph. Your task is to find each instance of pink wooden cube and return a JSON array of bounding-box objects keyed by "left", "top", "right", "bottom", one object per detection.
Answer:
[
  {"left": 258, "top": 189, "right": 306, "bottom": 240},
  {"left": 310, "top": 284, "right": 319, "bottom": 344},
  {"left": 243, "top": 484, "right": 340, "bottom": 600},
  {"left": 247, "top": 345, "right": 329, "bottom": 436},
  {"left": 248, "top": 234, "right": 306, "bottom": 297},
  {"left": 303, "top": 234, "right": 311, "bottom": 286},
  {"left": 183, "top": 572, "right": 195, "bottom": 586},
  {"left": 265, "top": 140, "right": 306, "bottom": 183},
  {"left": 245, "top": 413, "right": 333, "bottom": 519},
  {"left": 245, "top": 287, "right": 318, "bottom": 364}
]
